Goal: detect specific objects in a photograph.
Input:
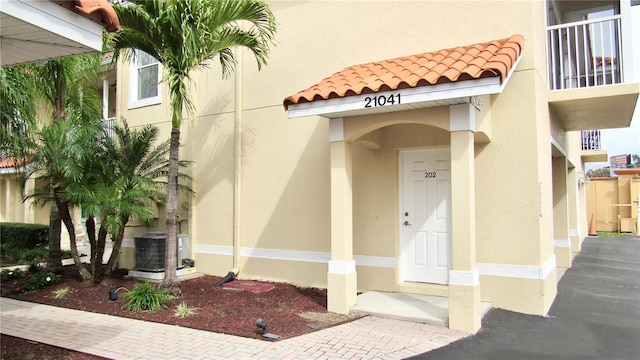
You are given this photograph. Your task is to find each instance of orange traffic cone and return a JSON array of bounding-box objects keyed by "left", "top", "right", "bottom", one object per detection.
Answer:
[{"left": 588, "top": 214, "right": 597, "bottom": 236}]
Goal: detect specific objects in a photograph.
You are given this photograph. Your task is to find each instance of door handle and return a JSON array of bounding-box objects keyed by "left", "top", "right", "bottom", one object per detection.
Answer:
[{"left": 403, "top": 221, "right": 411, "bottom": 226}]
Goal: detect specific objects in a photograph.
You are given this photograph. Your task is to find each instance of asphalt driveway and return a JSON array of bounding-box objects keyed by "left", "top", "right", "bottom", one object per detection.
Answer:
[{"left": 413, "top": 236, "right": 640, "bottom": 360}]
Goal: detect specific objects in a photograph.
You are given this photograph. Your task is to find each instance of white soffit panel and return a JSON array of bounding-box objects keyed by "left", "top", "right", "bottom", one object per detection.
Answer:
[{"left": 1, "top": 0, "right": 105, "bottom": 66}]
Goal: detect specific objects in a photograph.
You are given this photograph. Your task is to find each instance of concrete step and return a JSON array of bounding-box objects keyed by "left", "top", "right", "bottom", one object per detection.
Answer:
[{"left": 350, "top": 291, "right": 492, "bottom": 327}]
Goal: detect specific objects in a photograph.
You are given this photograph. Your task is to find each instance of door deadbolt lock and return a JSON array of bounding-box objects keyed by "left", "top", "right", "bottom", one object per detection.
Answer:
[{"left": 404, "top": 212, "right": 409, "bottom": 216}]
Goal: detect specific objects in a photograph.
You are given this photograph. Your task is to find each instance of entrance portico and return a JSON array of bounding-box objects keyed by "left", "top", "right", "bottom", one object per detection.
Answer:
[{"left": 283, "top": 35, "right": 524, "bottom": 333}]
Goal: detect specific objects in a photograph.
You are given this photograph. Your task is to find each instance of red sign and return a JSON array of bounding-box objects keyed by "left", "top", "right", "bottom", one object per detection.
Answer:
[{"left": 610, "top": 154, "right": 630, "bottom": 168}]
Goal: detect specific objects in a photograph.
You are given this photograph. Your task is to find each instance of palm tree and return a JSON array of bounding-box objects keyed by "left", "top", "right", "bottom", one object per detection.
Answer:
[
  {"left": 27, "top": 54, "right": 103, "bottom": 273},
  {"left": 26, "top": 115, "right": 105, "bottom": 280},
  {"left": 78, "top": 121, "right": 192, "bottom": 283},
  {"left": 108, "top": 0, "right": 277, "bottom": 294},
  {"left": 102, "top": 121, "right": 193, "bottom": 274}
]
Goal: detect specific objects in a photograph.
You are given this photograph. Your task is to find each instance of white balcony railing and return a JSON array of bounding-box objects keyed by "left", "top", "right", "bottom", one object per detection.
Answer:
[
  {"left": 103, "top": 117, "right": 116, "bottom": 139},
  {"left": 581, "top": 129, "right": 603, "bottom": 151},
  {"left": 548, "top": 15, "right": 623, "bottom": 90}
]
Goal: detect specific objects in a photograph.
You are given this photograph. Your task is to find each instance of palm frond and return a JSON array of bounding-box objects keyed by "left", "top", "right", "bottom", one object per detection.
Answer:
[
  {"left": 0, "top": 65, "right": 38, "bottom": 158},
  {"left": 109, "top": 0, "right": 277, "bottom": 118}
]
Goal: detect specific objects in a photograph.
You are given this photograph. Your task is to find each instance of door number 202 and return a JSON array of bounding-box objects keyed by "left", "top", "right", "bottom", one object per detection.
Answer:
[{"left": 424, "top": 171, "right": 437, "bottom": 178}]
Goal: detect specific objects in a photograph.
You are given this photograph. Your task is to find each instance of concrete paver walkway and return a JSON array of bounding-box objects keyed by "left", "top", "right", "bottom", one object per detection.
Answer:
[{"left": 0, "top": 297, "right": 467, "bottom": 359}]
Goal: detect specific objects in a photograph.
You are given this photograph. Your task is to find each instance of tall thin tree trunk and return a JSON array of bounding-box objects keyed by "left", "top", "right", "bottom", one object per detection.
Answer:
[
  {"left": 160, "top": 127, "right": 181, "bottom": 296},
  {"left": 86, "top": 216, "right": 97, "bottom": 278},
  {"left": 57, "top": 196, "right": 91, "bottom": 281},
  {"left": 93, "top": 223, "right": 108, "bottom": 284},
  {"left": 46, "top": 198, "right": 62, "bottom": 273},
  {"left": 48, "top": 62, "right": 66, "bottom": 273},
  {"left": 86, "top": 215, "right": 103, "bottom": 283},
  {"left": 106, "top": 214, "right": 129, "bottom": 277}
]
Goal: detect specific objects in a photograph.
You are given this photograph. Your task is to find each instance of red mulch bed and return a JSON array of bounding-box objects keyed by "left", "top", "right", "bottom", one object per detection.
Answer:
[
  {"left": 2, "top": 265, "right": 357, "bottom": 359},
  {"left": 1, "top": 334, "right": 110, "bottom": 360}
]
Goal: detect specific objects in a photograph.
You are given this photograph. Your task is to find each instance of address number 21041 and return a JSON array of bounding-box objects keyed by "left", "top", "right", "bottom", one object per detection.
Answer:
[{"left": 364, "top": 93, "right": 401, "bottom": 108}]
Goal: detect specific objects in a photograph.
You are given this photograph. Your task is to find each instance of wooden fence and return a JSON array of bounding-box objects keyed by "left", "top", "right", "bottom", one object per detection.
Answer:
[{"left": 587, "top": 168, "right": 640, "bottom": 233}]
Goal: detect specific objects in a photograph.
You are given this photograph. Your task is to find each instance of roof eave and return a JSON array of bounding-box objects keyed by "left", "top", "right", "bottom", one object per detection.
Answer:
[
  {"left": 287, "top": 76, "right": 502, "bottom": 119},
  {"left": 1, "top": 0, "right": 119, "bottom": 67}
]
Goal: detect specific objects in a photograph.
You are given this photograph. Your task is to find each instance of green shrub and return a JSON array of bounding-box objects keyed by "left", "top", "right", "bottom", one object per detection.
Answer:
[
  {"left": 0, "top": 223, "right": 49, "bottom": 265},
  {"left": 20, "top": 271, "right": 60, "bottom": 292},
  {"left": 23, "top": 248, "right": 49, "bottom": 264},
  {"left": 122, "top": 282, "right": 172, "bottom": 312},
  {"left": 1, "top": 268, "right": 25, "bottom": 282},
  {"left": 2, "top": 246, "right": 45, "bottom": 263},
  {"left": 0, "top": 261, "right": 60, "bottom": 296},
  {"left": 0, "top": 223, "right": 48, "bottom": 251}
]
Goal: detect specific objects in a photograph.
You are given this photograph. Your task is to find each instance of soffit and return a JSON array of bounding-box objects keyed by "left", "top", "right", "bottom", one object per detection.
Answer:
[
  {"left": 581, "top": 150, "right": 608, "bottom": 163},
  {"left": 1, "top": 0, "right": 120, "bottom": 67},
  {"left": 548, "top": 83, "right": 640, "bottom": 131},
  {"left": 284, "top": 35, "right": 524, "bottom": 119}
]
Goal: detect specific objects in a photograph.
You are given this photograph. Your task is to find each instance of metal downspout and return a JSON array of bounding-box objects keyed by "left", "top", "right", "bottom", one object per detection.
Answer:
[{"left": 232, "top": 48, "right": 244, "bottom": 276}]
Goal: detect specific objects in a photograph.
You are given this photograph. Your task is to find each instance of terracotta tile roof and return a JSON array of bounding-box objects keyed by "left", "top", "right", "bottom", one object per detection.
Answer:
[
  {"left": 284, "top": 35, "right": 524, "bottom": 110},
  {"left": 53, "top": 0, "right": 121, "bottom": 32},
  {"left": 0, "top": 156, "right": 32, "bottom": 169}
]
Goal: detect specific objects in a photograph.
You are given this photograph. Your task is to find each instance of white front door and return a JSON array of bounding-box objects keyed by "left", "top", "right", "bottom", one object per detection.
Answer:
[{"left": 400, "top": 149, "right": 451, "bottom": 284}]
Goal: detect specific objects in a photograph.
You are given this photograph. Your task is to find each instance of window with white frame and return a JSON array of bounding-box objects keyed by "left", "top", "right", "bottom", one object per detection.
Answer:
[{"left": 129, "top": 50, "right": 161, "bottom": 109}]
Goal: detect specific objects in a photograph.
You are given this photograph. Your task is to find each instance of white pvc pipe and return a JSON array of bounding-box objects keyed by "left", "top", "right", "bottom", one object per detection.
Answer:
[{"left": 232, "top": 47, "right": 244, "bottom": 275}]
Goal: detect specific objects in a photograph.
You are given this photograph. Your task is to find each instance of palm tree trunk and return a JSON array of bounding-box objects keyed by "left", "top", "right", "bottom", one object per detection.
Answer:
[
  {"left": 160, "top": 127, "right": 181, "bottom": 296},
  {"left": 46, "top": 198, "right": 62, "bottom": 273},
  {"left": 56, "top": 196, "right": 91, "bottom": 281},
  {"left": 106, "top": 214, "right": 129, "bottom": 277},
  {"left": 93, "top": 222, "right": 108, "bottom": 284},
  {"left": 86, "top": 216, "right": 97, "bottom": 278}
]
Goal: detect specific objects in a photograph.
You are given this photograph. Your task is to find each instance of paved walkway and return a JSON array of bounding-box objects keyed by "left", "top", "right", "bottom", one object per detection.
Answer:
[{"left": 0, "top": 297, "right": 467, "bottom": 359}]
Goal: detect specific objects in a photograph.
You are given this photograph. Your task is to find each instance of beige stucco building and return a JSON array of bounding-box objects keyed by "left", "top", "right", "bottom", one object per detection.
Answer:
[{"left": 2, "top": 0, "right": 639, "bottom": 334}]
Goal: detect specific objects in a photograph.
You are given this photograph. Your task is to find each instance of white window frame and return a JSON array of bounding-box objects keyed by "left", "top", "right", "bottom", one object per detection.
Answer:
[{"left": 128, "top": 50, "right": 162, "bottom": 109}]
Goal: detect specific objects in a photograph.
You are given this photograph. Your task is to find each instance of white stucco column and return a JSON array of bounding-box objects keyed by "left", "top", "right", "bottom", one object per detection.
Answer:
[
  {"left": 553, "top": 156, "right": 571, "bottom": 268},
  {"left": 449, "top": 103, "right": 481, "bottom": 334},
  {"left": 328, "top": 118, "right": 357, "bottom": 314}
]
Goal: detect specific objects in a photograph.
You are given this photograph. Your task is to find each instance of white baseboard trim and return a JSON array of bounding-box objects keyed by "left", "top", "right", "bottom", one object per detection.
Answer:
[
  {"left": 328, "top": 260, "right": 356, "bottom": 274},
  {"left": 166, "top": 244, "right": 557, "bottom": 281},
  {"left": 449, "top": 270, "right": 480, "bottom": 286},
  {"left": 194, "top": 245, "right": 395, "bottom": 268},
  {"left": 477, "top": 255, "right": 556, "bottom": 280}
]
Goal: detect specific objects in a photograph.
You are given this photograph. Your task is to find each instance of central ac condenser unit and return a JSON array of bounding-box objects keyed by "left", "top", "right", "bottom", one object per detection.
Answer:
[
  {"left": 134, "top": 233, "right": 192, "bottom": 271},
  {"left": 134, "top": 232, "right": 166, "bottom": 271}
]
